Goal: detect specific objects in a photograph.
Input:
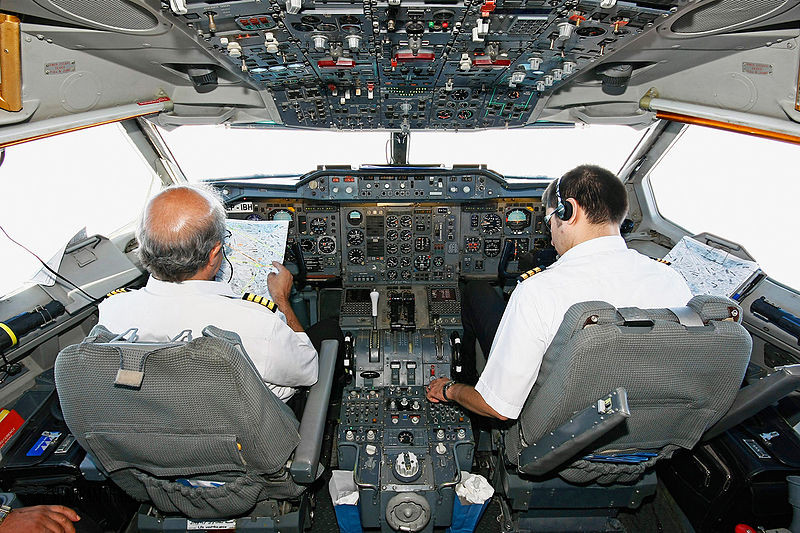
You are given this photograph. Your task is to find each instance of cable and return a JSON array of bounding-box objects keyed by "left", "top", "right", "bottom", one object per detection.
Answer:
[{"left": 0, "top": 223, "right": 102, "bottom": 304}]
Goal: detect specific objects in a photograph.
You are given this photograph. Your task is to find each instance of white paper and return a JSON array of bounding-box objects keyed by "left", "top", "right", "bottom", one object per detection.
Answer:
[
  {"left": 31, "top": 228, "right": 88, "bottom": 287},
  {"left": 216, "top": 219, "right": 289, "bottom": 299},
  {"left": 455, "top": 471, "right": 494, "bottom": 504},
  {"left": 329, "top": 470, "right": 359, "bottom": 505},
  {"left": 664, "top": 236, "right": 761, "bottom": 298}
]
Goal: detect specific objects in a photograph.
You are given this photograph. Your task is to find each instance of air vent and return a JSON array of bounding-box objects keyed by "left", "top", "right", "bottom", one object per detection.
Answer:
[
  {"left": 670, "top": 0, "right": 789, "bottom": 35},
  {"left": 36, "top": 0, "right": 159, "bottom": 32}
]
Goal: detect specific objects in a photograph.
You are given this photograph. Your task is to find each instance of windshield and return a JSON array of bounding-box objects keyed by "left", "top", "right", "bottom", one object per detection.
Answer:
[{"left": 156, "top": 124, "right": 646, "bottom": 181}]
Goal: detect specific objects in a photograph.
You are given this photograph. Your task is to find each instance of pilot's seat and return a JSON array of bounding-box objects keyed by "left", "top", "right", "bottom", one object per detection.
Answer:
[
  {"left": 494, "top": 295, "right": 753, "bottom": 532},
  {"left": 53, "top": 325, "right": 337, "bottom": 532}
]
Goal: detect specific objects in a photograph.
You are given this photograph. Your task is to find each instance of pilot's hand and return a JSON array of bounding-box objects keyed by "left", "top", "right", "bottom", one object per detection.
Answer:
[
  {"left": 426, "top": 377, "right": 450, "bottom": 403},
  {"left": 267, "top": 261, "right": 294, "bottom": 303},
  {"left": 0, "top": 505, "right": 80, "bottom": 533}
]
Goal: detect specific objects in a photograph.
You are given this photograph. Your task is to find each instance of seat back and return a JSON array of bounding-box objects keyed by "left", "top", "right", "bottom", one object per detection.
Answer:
[
  {"left": 506, "top": 295, "right": 752, "bottom": 483},
  {"left": 54, "top": 325, "right": 304, "bottom": 518}
]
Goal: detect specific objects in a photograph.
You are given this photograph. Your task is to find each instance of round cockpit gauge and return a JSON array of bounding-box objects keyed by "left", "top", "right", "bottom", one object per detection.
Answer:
[
  {"left": 399, "top": 215, "right": 413, "bottom": 227},
  {"left": 398, "top": 431, "right": 414, "bottom": 445},
  {"left": 400, "top": 256, "right": 412, "bottom": 268},
  {"left": 401, "top": 270, "right": 412, "bottom": 280},
  {"left": 506, "top": 208, "right": 531, "bottom": 231},
  {"left": 433, "top": 256, "right": 445, "bottom": 268},
  {"left": 300, "top": 239, "right": 316, "bottom": 253},
  {"left": 400, "top": 229, "right": 412, "bottom": 241},
  {"left": 451, "top": 88, "right": 469, "bottom": 101},
  {"left": 387, "top": 229, "right": 399, "bottom": 241},
  {"left": 484, "top": 239, "right": 501, "bottom": 257},
  {"left": 318, "top": 236, "right": 336, "bottom": 254},
  {"left": 465, "top": 237, "right": 481, "bottom": 252},
  {"left": 457, "top": 109, "right": 473, "bottom": 120},
  {"left": 348, "top": 210, "right": 363, "bottom": 225},
  {"left": 438, "top": 110, "right": 452, "bottom": 120},
  {"left": 386, "top": 243, "right": 399, "bottom": 254},
  {"left": 268, "top": 208, "right": 294, "bottom": 227},
  {"left": 310, "top": 217, "right": 327, "bottom": 234},
  {"left": 400, "top": 243, "right": 412, "bottom": 255},
  {"left": 387, "top": 270, "right": 398, "bottom": 280},
  {"left": 347, "top": 229, "right": 364, "bottom": 246},
  {"left": 348, "top": 248, "right": 365, "bottom": 265},
  {"left": 386, "top": 215, "right": 399, "bottom": 228},
  {"left": 480, "top": 213, "right": 502, "bottom": 234},
  {"left": 414, "top": 255, "right": 431, "bottom": 271},
  {"left": 387, "top": 257, "right": 399, "bottom": 268},
  {"left": 246, "top": 213, "right": 263, "bottom": 221}
]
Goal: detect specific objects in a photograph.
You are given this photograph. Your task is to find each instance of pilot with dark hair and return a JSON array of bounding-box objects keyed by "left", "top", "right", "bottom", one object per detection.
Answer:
[
  {"left": 99, "top": 185, "right": 341, "bottom": 402},
  {"left": 427, "top": 165, "right": 692, "bottom": 420}
]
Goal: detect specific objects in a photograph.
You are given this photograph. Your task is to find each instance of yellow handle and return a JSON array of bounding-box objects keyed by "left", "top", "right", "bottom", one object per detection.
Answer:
[{"left": 0, "top": 14, "right": 21, "bottom": 112}]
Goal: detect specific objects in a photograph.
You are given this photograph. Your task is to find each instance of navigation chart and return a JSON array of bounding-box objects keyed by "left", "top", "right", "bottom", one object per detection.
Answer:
[
  {"left": 665, "top": 236, "right": 761, "bottom": 298},
  {"left": 216, "top": 219, "right": 289, "bottom": 299}
]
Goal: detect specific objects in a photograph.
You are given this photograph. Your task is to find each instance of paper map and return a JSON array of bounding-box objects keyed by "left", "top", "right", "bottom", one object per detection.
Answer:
[
  {"left": 664, "top": 236, "right": 761, "bottom": 298},
  {"left": 216, "top": 219, "right": 289, "bottom": 299}
]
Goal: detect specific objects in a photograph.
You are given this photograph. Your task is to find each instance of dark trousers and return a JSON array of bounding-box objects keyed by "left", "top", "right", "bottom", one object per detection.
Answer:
[
  {"left": 287, "top": 317, "right": 345, "bottom": 416},
  {"left": 460, "top": 281, "right": 507, "bottom": 385}
]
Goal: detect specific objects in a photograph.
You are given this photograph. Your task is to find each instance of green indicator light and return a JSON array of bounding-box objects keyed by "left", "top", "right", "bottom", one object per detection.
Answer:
[{"left": 428, "top": 21, "right": 435, "bottom": 28}]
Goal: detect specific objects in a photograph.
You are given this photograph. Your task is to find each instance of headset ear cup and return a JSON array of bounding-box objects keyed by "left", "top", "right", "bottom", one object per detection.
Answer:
[{"left": 560, "top": 200, "right": 573, "bottom": 221}]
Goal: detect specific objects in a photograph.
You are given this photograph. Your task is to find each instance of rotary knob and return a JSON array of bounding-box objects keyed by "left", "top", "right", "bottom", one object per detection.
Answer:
[
  {"left": 411, "top": 400, "right": 421, "bottom": 410},
  {"left": 456, "top": 428, "right": 466, "bottom": 439},
  {"left": 436, "top": 442, "right": 447, "bottom": 455},
  {"left": 367, "top": 429, "right": 376, "bottom": 441},
  {"left": 435, "top": 429, "right": 445, "bottom": 440},
  {"left": 346, "top": 430, "right": 355, "bottom": 441}
]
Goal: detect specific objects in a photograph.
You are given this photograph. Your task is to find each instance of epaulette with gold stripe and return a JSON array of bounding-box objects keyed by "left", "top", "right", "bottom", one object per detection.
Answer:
[
  {"left": 242, "top": 293, "right": 277, "bottom": 312},
  {"left": 105, "top": 288, "right": 130, "bottom": 298},
  {"left": 651, "top": 257, "right": 672, "bottom": 266},
  {"left": 518, "top": 267, "right": 544, "bottom": 282}
]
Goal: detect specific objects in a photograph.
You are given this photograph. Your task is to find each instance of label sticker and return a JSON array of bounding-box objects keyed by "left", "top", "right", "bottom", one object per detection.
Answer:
[
  {"left": 228, "top": 202, "right": 254, "bottom": 213},
  {"left": 743, "top": 438, "right": 771, "bottom": 459},
  {"left": 743, "top": 62, "right": 773, "bottom": 75},
  {"left": 44, "top": 61, "right": 75, "bottom": 75},
  {"left": 26, "top": 431, "right": 62, "bottom": 457},
  {"left": 187, "top": 520, "right": 236, "bottom": 530}
]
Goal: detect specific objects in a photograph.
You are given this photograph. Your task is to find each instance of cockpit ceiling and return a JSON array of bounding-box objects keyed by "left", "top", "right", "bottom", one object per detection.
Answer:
[{"left": 5, "top": 0, "right": 800, "bottom": 133}]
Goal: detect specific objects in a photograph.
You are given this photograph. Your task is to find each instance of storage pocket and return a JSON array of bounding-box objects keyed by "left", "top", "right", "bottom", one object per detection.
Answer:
[{"left": 134, "top": 471, "right": 268, "bottom": 518}]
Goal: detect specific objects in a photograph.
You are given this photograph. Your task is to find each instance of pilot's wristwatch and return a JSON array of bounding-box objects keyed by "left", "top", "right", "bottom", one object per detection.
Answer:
[
  {"left": 442, "top": 380, "right": 456, "bottom": 402},
  {"left": 0, "top": 504, "right": 12, "bottom": 525}
]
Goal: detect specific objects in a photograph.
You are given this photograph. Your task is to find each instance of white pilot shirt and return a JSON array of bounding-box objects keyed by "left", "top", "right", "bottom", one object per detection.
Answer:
[
  {"left": 475, "top": 235, "right": 693, "bottom": 420},
  {"left": 98, "top": 277, "right": 318, "bottom": 401}
]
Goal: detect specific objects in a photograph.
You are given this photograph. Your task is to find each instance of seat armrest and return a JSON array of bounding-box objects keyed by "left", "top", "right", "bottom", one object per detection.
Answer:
[
  {"left": 703, "top": 364, "right": 800, "bottom": 441},
  {"left": 290, "top": 339, "right": 338, "bottom": 483},
  {"left": 517, "top": 388, "right": 630, "bottom": 476}
]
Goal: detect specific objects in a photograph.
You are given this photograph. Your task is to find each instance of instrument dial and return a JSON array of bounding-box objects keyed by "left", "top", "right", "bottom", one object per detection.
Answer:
[
  {"left": 480, "top": 213, "right": 502, "bottom": 234},
  {"left": 387, "top": 229, "right": 399, "bottom": 241},
  {"left": 414, "top": 255, "right": 431, "bottom": 271},
  {"left": 387, "top": 270, "right": 398, "bottom": 280},
  {"left": 399, "top": 215, "right": 413, "bottom": 227},
  {"left": 300, "top": 239, "right": 316, "bottom": 253},
  {"left": 387, "top": 243, "right": 399, "bottom": 254},
  {"left": 465, "top": 237, "right": 481, "bottom": 253},
  {"left": 347, "top": 229, "right": 364, "bottom": 246},
  {"left": 400, "top": 243, "right": 412, "bottom": 255},
  {"left": 438, "top": 110, "right": 452, "bottom": 120},
  {"left": 318, "top": 236, "right": 336, "bottom": 254},
  {"left": 457, "top": 109, "right": 473, "bottom": 120},
  {"left": 310, "top": 217, "right": 327, "bottom": 235},
  {"left": 401, "top": 270, "right": 412, "bottom": 280},
  {"left": 484, "top": 239, "right": 501, "bottom": 257},
  {"left": 387, "top": 257, "right": 399, "bottom": 268},
  {"left": 348, "top": 248, "right": 365, "bottom": 265},
  {"left": 347, "top": 210, "right": 363, "bottom": 225},
  {"left": 269, "top": 208, "right": 294, "bottom": 227},
  {"left": 400, "top": 256, "right": 412, "bottom": 268},
  {"left": 451, "top": 89, "right": 469, "bottom": 100},
  {"left": 506, "top": 208, "right": 531, "bottom": 231},
  {"left": 246, "top": 213, "right": 263, "bottom": 221},
  {"left": 414, "top": 236, "right": 431, "bottom": 252},
  {"left": 400, "top": 229, "right": 412, "bottom": 241},
  {"left": 433, "top": 256, "right": 445, "bottom": 268},
  {"left": 386, "top": 215, "right": 399, "bottom": 228}
]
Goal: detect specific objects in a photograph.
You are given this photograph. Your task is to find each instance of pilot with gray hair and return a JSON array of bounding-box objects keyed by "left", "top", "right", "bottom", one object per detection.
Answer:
[{"left": 99, "top": 185, "right": 338, "bottom": 401}]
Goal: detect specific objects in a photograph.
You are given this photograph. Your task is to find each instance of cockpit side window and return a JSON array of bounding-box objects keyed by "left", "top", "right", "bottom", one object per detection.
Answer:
[
  {"left": 647, "top": 125, "right": 800, "bottom": 290},
  {"left": 0, "top": 123, "right": 160, "bottom": 298}
]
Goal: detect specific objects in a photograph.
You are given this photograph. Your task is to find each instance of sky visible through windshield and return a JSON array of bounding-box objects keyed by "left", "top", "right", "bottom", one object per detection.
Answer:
[{"left": 0, "top": 123, "right": 797, "bottom": 297}]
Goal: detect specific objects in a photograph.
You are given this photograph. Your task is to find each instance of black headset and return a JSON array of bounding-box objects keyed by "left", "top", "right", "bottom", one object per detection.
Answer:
[{"left": 553, "top": 176, "right": 573, "bottom": 221}]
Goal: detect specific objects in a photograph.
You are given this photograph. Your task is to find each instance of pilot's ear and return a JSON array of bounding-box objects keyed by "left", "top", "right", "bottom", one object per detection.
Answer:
[
  {"left": 210, "top": 241, "right": 223, "bottom": 260},
  {"left": 565, "top": 198, "right": 579, "bottom": 224}
]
